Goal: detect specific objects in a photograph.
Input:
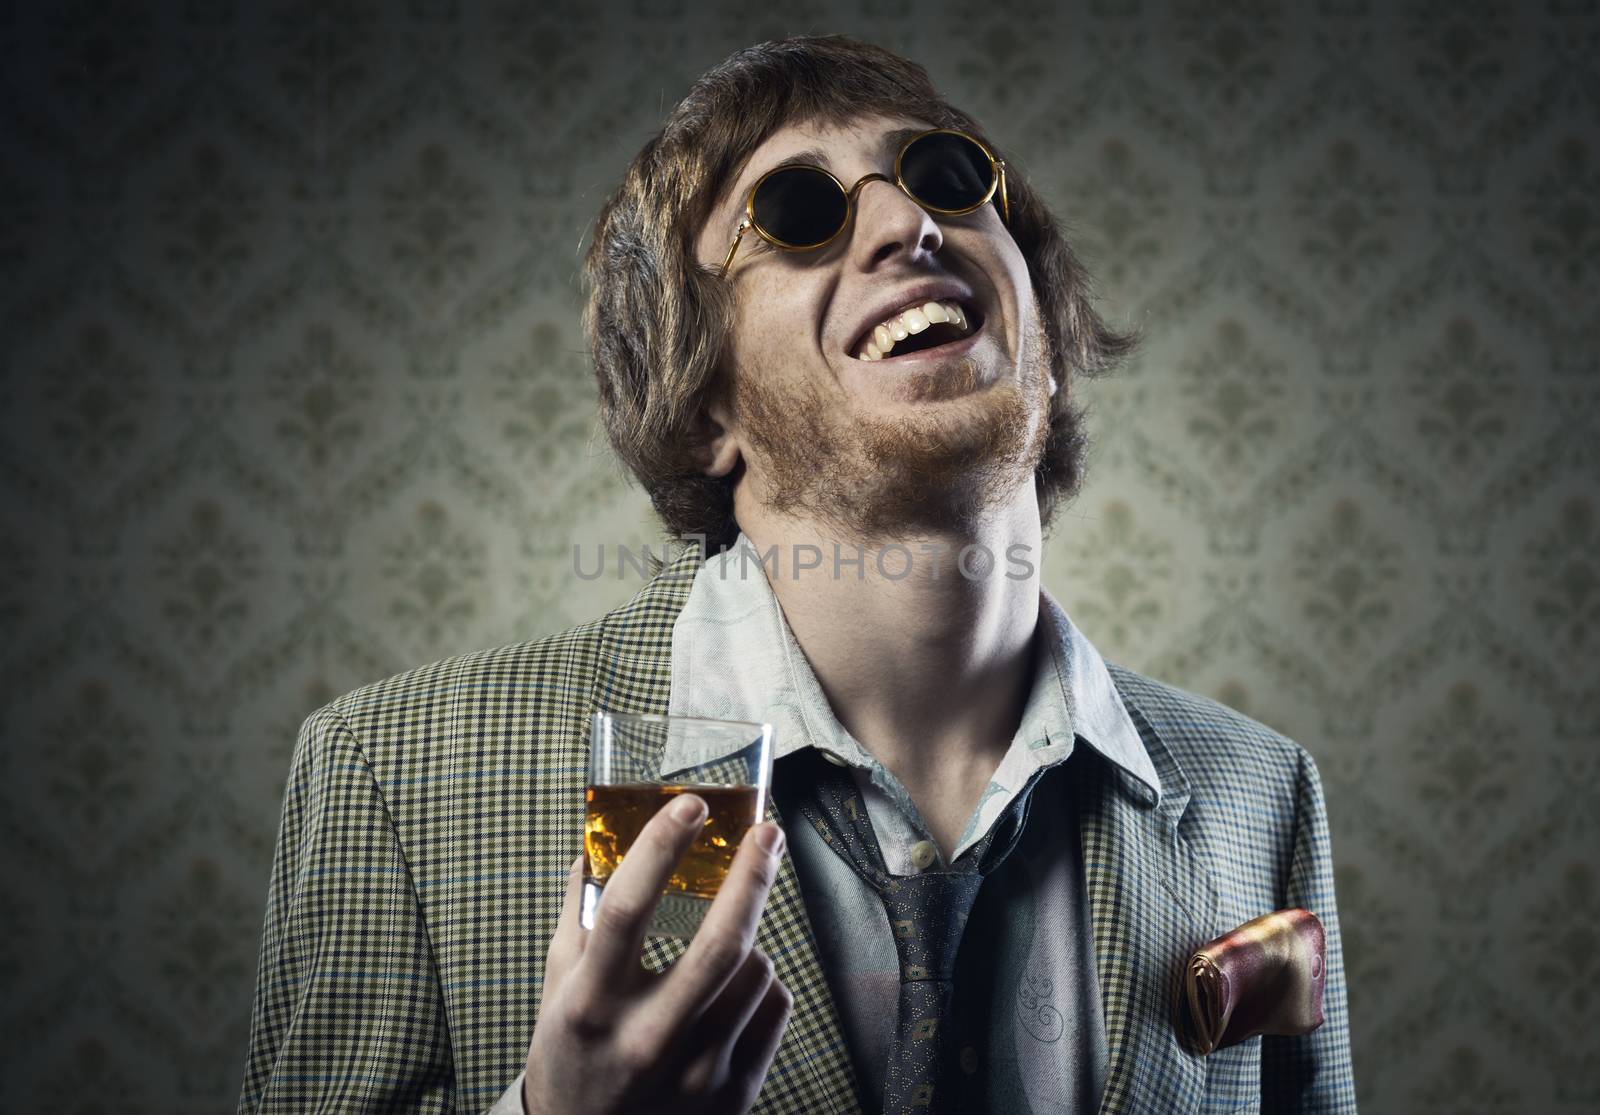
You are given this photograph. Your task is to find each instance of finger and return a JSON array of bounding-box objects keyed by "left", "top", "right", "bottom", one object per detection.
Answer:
[
  {"left": 544, "top": 854, "right": 588, "bottom": 981},
  {"left": 719, "top": 976, "right": 793, "bottom": 1111},
  {"left": 671, "top": 949, "right": 777, "bottom": 1098},
  {"left": 654, "top": 822, "right": 784, "bottom": 1026},
  {"left": 574, "top": 792, "right": 708, "bottom": 986},
  {"left": 694, "top": 948, "right": 778, "bottom": 1050}
]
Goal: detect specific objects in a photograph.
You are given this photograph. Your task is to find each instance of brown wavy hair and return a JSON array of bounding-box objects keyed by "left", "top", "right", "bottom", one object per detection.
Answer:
[{"left": 583, "top": 35, "right": 1136, "bottom": 555}]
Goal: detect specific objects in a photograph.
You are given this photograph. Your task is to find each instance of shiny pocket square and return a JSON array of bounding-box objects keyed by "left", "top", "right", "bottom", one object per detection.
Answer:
[{"left": 1184, "top": 907, "right": 1326, "bottom": 1055}]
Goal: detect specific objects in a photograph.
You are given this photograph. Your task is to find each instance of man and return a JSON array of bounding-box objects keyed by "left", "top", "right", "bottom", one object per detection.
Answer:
[{"left": 239, "top": 35, "right": 1355, "bottom": 1115}]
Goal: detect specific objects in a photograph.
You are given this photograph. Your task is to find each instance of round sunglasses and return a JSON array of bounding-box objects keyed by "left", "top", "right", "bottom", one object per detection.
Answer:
[{"left": 718, "top": 128, "right": 1009, "bottom": 276}]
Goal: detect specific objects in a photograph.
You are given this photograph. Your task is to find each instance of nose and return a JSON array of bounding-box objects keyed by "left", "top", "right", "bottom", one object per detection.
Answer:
[{"left": 847, "top": 176, "right": 943, "bottom": 270}]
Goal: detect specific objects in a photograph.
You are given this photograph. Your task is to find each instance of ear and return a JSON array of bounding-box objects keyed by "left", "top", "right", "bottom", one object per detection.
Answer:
[{"left": 691, "top": 398, "right": 742, "bottom": 478}]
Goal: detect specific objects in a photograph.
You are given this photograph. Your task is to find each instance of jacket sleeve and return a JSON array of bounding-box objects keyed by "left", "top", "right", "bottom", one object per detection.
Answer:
[
  {"left": 1261, "top": 746, "right": 1359, "bottom": 1112},
  {"left": 238, "top": 705, "right": 455, "bottom": 1113}
]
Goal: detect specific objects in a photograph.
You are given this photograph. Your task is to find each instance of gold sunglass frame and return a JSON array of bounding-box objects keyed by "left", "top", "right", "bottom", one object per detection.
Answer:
[{"left": 717, "top": 127, "right": 1010, "bottom": 277}]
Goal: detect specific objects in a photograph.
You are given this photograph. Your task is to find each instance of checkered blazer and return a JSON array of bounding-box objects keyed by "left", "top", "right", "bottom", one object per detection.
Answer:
[{"left": 239, "top": 543, "right": 1356, "bottom": 1114}]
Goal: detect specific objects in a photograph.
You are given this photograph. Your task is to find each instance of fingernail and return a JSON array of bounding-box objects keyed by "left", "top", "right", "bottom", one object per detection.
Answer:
[
  {"left": 671, "top": 793, "right": 706, "bottom": 824},
  {"left": 756, "top": 824, "right": 785, "bottom": 857}
]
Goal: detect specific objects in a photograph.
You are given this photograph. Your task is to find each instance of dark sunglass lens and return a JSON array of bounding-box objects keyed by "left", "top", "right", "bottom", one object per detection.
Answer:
[
  {"left": 901, "top": 132, "right": 994, "bottom": 211},
  {"left": 751, "top": 166, "right": 848, "bottom": 247}
]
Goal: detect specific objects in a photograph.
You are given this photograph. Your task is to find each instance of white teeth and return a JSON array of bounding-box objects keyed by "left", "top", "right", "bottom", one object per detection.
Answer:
[{"left": 856, "top": 299, "right": 975, "bottom": 361}]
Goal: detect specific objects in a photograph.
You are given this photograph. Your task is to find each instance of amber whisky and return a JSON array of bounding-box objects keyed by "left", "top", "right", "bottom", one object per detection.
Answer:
[{"left": 585, "top": 782, "right": 760, "bottom": 899}]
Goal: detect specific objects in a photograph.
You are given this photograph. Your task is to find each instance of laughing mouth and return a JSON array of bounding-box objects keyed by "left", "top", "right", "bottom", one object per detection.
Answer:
[{"left": 854, "top": 299, "right": 982, "bottom": 361}]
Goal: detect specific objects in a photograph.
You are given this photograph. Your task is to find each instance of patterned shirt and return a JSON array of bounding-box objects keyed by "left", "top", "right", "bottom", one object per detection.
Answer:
[{"left": 657, "top": 535, "right": 1165, "bottom": 1113}]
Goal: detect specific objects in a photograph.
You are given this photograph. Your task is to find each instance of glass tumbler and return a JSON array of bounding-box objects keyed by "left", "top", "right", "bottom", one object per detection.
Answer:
[{"left": 582, "top": 712, "right": 775, "bottom": 939}]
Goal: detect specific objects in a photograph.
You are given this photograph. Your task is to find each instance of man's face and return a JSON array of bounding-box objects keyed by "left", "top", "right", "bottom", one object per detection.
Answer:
[{"left": 693, "top": 112, "right": 1054, "bottom": 542}]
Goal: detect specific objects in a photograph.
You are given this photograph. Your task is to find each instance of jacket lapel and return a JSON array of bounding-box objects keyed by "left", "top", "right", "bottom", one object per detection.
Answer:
[
  {"left": 1082, "top": 676, "right": 1225, "bottom": 1114},
  {"left": 586, "top": 545, "right": 863, "bottom": 1114}
]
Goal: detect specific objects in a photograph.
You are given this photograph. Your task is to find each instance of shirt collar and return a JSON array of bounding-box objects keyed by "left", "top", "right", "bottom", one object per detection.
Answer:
[{"left": 664, "top": 534, "right": 1162, "bottom": 802}]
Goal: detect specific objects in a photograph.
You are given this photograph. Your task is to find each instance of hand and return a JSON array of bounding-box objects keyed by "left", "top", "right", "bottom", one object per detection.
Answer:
[{"left": 523, "top": 794, "right": 793, "bottom": 1115}]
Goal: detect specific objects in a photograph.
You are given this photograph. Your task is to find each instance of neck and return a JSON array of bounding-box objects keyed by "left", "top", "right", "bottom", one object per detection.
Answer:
[{"left": 735, "top": 485, "right": 1043, "bottom": 855}]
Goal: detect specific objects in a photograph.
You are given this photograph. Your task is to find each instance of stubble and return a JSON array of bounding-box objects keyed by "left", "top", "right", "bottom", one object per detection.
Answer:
[{"left": 731, "top": 312, "right": 1055, "bottom": 543}]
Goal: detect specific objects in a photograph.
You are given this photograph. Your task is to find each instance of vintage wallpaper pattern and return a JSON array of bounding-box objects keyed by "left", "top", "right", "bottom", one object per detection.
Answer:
[{"left": 1, "top": 1, "right": 1596, "bottom": 1111}]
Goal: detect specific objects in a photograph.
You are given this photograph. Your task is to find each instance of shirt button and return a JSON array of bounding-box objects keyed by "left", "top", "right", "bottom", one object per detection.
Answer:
[
  {"left": 909, "top": 840, "right": 938, "bottom": 871},
  {"left": 821, "top": 750, "right": 850, "bottom": 767},
  {"left": 960, "top": 1045, "right": 979, "bottom": 1074}
]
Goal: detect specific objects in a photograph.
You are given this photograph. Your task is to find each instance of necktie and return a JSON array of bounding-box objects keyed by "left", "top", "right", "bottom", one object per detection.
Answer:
[{"left": 789, "top": 752, "right": 1032, "bottom": 1115}]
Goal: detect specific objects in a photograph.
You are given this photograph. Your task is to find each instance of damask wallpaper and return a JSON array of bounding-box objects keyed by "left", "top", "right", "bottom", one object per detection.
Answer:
[{"left": 1, "top": 2, "right": 1596, "bottom": 1112}]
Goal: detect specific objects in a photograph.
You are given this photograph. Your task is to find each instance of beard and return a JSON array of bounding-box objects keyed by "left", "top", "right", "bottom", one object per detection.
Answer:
[{"left": 731, "top": 311, "right": 1055, "bottom": 544}]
